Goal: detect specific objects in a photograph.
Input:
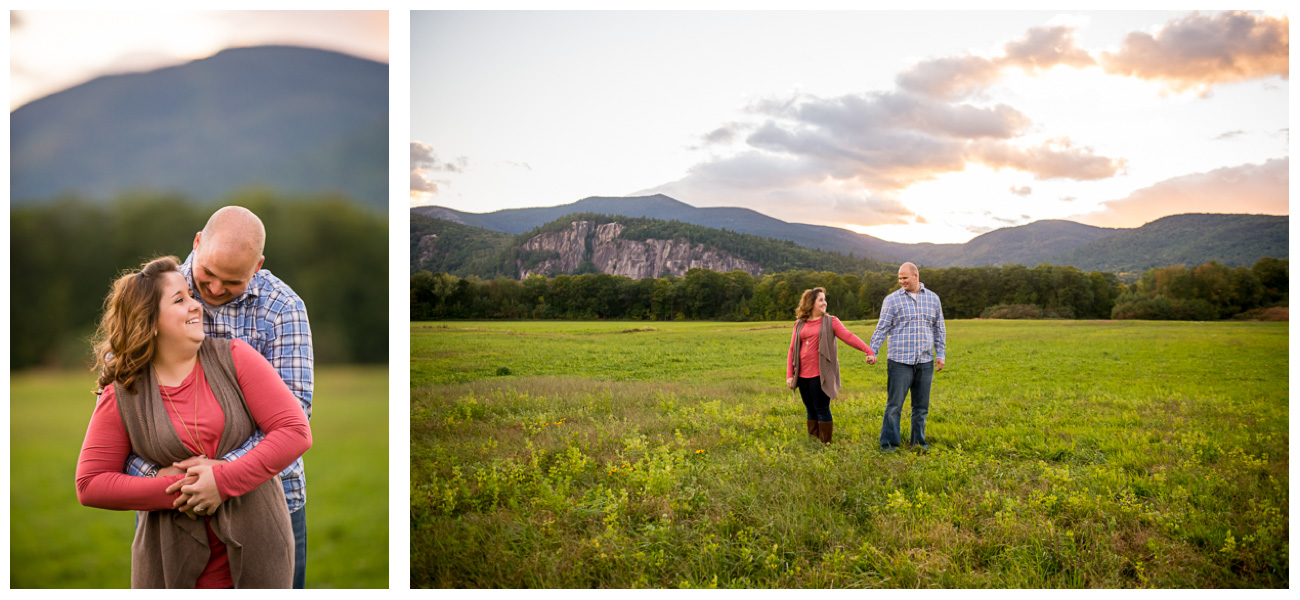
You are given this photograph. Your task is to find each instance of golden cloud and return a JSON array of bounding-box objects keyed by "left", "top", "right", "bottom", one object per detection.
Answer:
[{"left": 1100, "top": 11, "right": 1288, "bottom": 94}]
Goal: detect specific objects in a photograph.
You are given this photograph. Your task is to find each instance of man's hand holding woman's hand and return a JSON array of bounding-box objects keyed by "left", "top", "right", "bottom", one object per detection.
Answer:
[
  {"left": 164, "top": 456, "right": 226, "bottom": 519},
  {"left": 866, "top": 353, "right": 877, "bottom": 366}
]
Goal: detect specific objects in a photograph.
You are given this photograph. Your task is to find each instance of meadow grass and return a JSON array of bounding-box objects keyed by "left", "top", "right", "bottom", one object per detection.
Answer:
[
  {"left": 411, "top": 320, "right": 1288, "bottom": 588},
  {"left": 10, "top": 365, "right": 389, "bottom": 588}
]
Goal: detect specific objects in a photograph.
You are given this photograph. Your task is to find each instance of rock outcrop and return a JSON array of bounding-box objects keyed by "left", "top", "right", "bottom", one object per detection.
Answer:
[
  {"left": 416, "top": 233, "right": 440, "bottom": 265},
  {"left": 517, "top": 220, "right": 762, "bottom": 279}
]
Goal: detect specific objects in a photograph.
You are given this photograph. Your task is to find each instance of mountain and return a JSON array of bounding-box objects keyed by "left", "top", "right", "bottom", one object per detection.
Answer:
[
  {"left": 11, "top": 45, "right": 388, "bottom": 207},
  {"left": 411, "top": 212, "right": 513, "bottom": 277},
  {"left": 905, "top": 220, "right": 1121, "bottom": 267},
  {"left": 412, "top": 212, "right": 895, "bottom": 278},
  {"left": 414, "top": 195, "right": 906, "bottom": 261},
  {"left": 1049, "top": 213, "right": 1288, "bottom": 274},
  {"left": 414, "top": 196, "right": 1287, "bottom": 276}
]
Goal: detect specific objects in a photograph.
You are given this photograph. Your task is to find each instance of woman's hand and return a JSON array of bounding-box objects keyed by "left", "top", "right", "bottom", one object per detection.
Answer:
[
  {"left": 786, "top": 377, "right": 796, "bottom": 390},
  {"left": 169, "top": 463, "right": 225, "bottom": 519}
]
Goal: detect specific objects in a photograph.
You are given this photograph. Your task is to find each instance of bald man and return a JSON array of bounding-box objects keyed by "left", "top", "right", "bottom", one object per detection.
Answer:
[
  {"left": 867, "top": 262, "right": 946, "bottom": 452},
  {"left": 124, "top": 206, "right": 314, "bottom": 588}
]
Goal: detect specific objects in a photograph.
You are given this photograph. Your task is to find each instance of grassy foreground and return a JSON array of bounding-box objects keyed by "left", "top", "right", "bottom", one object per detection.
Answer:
[
  {"left": 412, "top": 320, "right": 1287, "bottom": 588},
  {"left": 10, "top": 366, "right": 389, "bottom": 588}
]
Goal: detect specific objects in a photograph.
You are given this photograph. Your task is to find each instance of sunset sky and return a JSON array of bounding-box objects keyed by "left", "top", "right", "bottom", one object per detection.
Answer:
[
  {"left": 411, "top": 10, "right": 1289, "bottom": 244},
  {"left": 9, "top": 10, "right": 390, "bottom": 111}
]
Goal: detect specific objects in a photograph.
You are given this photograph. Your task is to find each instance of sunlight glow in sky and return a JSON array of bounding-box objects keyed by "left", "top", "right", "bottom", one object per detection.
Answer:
[
  {"left": 411, "top": 10, "right": 1289, "bottom": 244},
  {"left": 10, "top": 10, "right": 390, "bottom": 111}
]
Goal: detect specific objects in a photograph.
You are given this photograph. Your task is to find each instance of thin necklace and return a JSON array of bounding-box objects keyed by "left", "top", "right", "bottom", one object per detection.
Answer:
[{"left": 157, "top": 365, "right": 208, "bottom": 458}]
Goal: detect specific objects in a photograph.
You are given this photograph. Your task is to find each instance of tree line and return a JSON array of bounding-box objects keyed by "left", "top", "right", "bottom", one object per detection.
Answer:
[
  {"left": 11, "top": 191, "right": 388, "bottom": 369},
  {"left": 412, "top": 259, "right": 1286, "bottom": 322}
]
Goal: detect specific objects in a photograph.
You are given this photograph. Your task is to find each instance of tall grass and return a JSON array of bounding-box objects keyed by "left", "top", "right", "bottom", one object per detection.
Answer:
[
  {"left": 10, "top": 366, "right": 389, "bottom": 588},
  {"left": 412, "top": 320, "right": 1287, "bottom": 588}
]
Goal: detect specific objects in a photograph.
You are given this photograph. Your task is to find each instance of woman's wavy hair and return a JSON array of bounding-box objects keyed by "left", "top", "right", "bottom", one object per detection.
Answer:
[
  {"left": 794, "top": 287, "right": 827, "bottom": 321},
  {"left": 91, "top": 256, "right": 182, "bottom": 393}
]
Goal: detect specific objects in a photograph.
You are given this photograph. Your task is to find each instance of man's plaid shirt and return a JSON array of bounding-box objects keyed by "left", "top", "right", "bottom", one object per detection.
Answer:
[
  {"left": 869, "top": 283, "right": 946, "bottom": 365},
  {"left": 126, "top": 251, "right": 313, "bottom": 512}
]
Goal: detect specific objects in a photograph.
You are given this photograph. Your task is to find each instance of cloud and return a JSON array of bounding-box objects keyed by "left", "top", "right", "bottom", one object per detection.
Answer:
[
  {"left": 411, "top": 141, "right": 466, "bottom": 173},
  {"left": 896, "top": 55, "right": 1002, "bottom": 101},
  {"left": 1100, "top": 11, "right": 1289, "bottom": 94},
  {"left": 1073, "top": 158, "right": 1288, "bottom": 227},
  {"left": 410, "top": 172, "right": 438, "bottom": 194},
  {"left": 1001, "top": 24, "right": 1096, "bottom": 73},
  {"left": 701, "top": 123, "right": 748, "bottom": 146},
  {"left": 649, "top": 19, "right": 1168, "bottom": 228},
  {"left": 650, "top": 87, "right": 1122, "bottom": 226},
  {"left": 898, "top": 24, "right": 1094, "bottom": 100},
  {"left": 1213, "top": 130, "right": 1245, "bottom": 140},
  {"left": 411, "top": 140, "right": 467, "bottom": 197},
  {"left": 972, "top": 138, "right": 1126, "bottom": 181}
]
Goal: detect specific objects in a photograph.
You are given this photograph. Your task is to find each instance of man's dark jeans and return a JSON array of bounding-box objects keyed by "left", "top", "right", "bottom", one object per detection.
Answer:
[
  {"left": 880, "top": 359, "right": 933, "bottom": 450},
  {"left": 291, "top": 505, "right": 306, "bottom": 589}
]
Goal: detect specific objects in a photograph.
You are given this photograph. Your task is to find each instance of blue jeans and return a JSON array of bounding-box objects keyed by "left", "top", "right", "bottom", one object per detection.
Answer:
[
  {"left": 796, "top": 376, "right": 833, "bottom": 422},
  {"left": 880, "top": 360, "right": 933, "bottom": 449},
  {"left": 291, "top": 505, "right": 306, "bottom": 589}
]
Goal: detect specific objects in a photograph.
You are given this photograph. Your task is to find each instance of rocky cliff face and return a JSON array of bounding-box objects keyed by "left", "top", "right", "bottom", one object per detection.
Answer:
[
  {"left": 416, "top": 233, "right": 439, "bottom": 264},
  {"left": 517, "top": 220, "right": 762, "bottom": 279}
]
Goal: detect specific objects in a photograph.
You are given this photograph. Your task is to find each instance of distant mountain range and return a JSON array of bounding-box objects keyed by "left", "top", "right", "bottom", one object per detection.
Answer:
[
  {"left": 11, "top": 45, "right": 388, "bottom": 207},
  {"left": 414, "top": 195, "right": 1287, "bottom": 277},
  {"left": 412, "top": 211, "right": 895, "bottom": 279}
]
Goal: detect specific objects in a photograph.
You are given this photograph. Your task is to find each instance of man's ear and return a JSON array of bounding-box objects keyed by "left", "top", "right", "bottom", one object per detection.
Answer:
[
  {"left": 254, "top": 256, "right": 265, "bottom": 273},
  {"left": 193, "top": 232, "right": 203, "bottom": 252}
]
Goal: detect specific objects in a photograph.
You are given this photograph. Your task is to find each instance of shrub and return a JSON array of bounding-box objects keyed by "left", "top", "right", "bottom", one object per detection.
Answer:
[{"left": 980, "top": 304, "right": 1042, "bottom": 319}]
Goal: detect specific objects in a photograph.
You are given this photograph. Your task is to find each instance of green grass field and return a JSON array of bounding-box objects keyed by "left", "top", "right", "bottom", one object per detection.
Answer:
[
  {"left": 412, "top": 320, "right": 1288, "bottom": 588},
  {"left": 10, "top": 365, "right": 389, "bottom": 588}
]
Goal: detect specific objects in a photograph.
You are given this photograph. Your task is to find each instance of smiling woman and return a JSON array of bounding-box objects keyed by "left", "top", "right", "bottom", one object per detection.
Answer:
[{"left": 77, "top": 255, "right": 311, "bottom": 589}]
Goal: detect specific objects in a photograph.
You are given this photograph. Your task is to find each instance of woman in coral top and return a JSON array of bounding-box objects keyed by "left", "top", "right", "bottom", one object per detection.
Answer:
[
  {"left": 786, "top": 287, "right": 875, "bottom": 444},
  {"left": 76, "top": 256, "right": 311, "bottom": 588}
]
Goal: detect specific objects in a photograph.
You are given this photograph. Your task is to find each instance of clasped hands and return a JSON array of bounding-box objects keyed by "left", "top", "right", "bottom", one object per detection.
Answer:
[
  {"left": 160, "top": 456, "right": 226, "bottom": 520},
  {"left": 863, "top": 355, "right": 945, "bottom": 370}
]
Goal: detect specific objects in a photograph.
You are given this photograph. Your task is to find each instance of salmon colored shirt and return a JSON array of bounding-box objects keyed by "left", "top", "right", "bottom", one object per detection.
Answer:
[
  {"left": 76, "top": 339, "right": 311, "bottom": 589},
  {"left": 786, "top": 316, "right": 873, "bottom": 379}
]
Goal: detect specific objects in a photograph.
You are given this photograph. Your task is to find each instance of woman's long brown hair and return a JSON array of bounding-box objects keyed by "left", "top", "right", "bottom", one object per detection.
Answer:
[
  {"left": 794, "top": 287, "right": 826, "bottom": 321},
  {"left": 91, "top": 256, "right": 181, "bottom": 393}
]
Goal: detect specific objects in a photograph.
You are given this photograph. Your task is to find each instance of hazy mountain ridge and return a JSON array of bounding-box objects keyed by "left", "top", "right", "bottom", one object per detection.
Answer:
[
  {"left": 1049, "top": 213, "right": 1289, "bottom": 274},
  {"left": 12, "top": 45, "right": 388, "bottom": 207},
  {"left": 414, "top": 195, "right": 1286, "bottom": 275}
]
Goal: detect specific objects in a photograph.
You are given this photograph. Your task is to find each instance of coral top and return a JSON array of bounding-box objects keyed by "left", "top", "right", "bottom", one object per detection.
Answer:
[
  {"left": 76, "top": 339, "right": 311, "bottom": 589},
  {"left": 787, "top": 316, "right": 872, "bottom": 379}
]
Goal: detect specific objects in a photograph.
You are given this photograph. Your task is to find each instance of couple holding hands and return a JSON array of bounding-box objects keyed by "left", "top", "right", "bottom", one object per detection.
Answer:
[{"left": 786, "top": 263, "right": 947, "bottom": 450}]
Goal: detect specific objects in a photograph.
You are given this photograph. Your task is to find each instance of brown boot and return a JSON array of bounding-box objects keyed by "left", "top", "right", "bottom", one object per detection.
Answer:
[
  {"left": 806, "top": 420, "right": 819, "bottom": 439},
  {"left": 818, "top": 421, "right": 833, "bottom": 444}
]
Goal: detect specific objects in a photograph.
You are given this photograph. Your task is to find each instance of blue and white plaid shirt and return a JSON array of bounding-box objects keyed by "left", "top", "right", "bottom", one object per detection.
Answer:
[
  {"left": 126, "top": 251, "right": 313, "bottom": 512},
  {"left": 869, "top": 283, "right": 946, "bottom": 365}
]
